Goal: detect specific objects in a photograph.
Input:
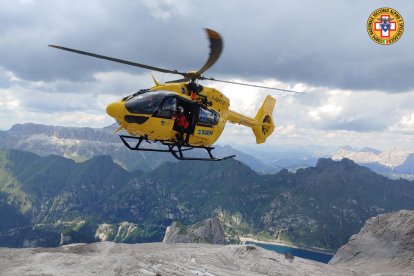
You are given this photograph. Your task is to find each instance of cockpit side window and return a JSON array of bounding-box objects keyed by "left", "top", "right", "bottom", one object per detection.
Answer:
[
  {"left": 198, "top": 107, "right": 219, "bottom": 126},
  {"left": 154, "top": 97, "right": 177, "bottom": 118},
  {"left": 125, "top": 92, "right": 165, "bottom": 115}
]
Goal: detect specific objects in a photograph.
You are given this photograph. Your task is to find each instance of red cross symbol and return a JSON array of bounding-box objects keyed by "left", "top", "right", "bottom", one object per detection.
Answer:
[{"left": 374, "top": 15, "right": 396, "bottom": 38}]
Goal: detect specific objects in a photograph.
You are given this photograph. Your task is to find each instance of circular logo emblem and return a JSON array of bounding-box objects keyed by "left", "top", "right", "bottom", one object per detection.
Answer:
[{"left": 367, "top": 7, "right": 404, "bottom": 45}]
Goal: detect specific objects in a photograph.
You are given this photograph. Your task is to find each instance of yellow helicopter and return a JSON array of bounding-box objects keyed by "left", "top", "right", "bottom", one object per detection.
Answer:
[{"left": 49, "top": 29, "right": 299, "bottom": 161}]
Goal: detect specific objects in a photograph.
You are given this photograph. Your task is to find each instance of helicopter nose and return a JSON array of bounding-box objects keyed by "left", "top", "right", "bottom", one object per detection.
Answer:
[{"left": 106, "top": 101, "right": 124, "bottom": 120}]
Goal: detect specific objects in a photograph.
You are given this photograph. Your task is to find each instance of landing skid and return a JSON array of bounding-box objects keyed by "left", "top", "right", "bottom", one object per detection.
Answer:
[{"left": 119, "top": 135, "right": 236, "bottom": 161}]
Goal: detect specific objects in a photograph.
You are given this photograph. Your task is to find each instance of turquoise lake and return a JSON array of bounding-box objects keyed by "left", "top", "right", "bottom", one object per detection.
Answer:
[{"left": 245, "top": 242, "right": 334, "bottom": 264}]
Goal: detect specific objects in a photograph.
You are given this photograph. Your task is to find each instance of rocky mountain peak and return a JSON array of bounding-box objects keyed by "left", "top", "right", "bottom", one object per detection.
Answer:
[
  {"left": 148, "top": 158, "right": 256, "bottom": 181},
  {"left": 330, "top": 210, "right": 414, "bottom": 273},
  {"left": 7, "top": 123, "right": 116, "bottom": 142},
  {"left": 85, "top": 154, "right": 116, "bottom": 167},
  {"left": 315, "top": 157, "right": 356, "bottom": 170},
  {"left": 163, "top": 217, "right": 225, "bottom": 244},
  {"left": 9, "top": 123, "right": 51, "bottom": 134},
  {"left": 395, "top": 153, "right": 414, "bottom": 174}
]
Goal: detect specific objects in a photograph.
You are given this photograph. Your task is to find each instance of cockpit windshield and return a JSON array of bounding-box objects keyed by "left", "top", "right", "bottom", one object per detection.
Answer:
[{"left": 125, "top": 91, "right": 171, "bottom": 115}]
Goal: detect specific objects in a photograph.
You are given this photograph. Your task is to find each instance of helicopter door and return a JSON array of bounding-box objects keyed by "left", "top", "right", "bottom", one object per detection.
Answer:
[{"left": 185, "top": 103, "right": 198, "bottom": 134}]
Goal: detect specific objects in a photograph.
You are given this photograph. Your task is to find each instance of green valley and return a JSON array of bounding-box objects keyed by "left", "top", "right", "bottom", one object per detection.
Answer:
[{"left": 0, "top": 149, "right": 413, "bottom": 250}]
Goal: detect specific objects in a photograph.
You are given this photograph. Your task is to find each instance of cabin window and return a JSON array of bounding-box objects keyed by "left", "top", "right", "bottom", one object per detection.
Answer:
[
  {"left": 155, "top": 97, "right": 177, "bottom": 118},
  {"left": 125, "top": 92, "right": 165, "bottom": 115},
  {"left": 198, "top": 107, "right": 219, "bottom": 126}
]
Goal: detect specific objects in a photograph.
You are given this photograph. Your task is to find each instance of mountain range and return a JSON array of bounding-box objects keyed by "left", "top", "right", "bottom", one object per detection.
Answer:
[
  {"left": 0, "top": 123, "right": 171, "bottom": 172},
  {"left": 1, "top": 148, "right": 413, "bottom": 251},
  {"left": 332, "top": 146, "right": 414, "bottom": 179},
  {"left": 0, "top": 123, "right": 282, "bottom": 174},
  {"left": 4, "top": 123, "right": 413, "bottom": 179}
]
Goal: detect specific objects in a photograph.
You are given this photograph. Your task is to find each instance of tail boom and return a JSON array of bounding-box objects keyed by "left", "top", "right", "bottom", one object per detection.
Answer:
[{"left": 227, "top": 95, "right": 276, "bottom": 144}]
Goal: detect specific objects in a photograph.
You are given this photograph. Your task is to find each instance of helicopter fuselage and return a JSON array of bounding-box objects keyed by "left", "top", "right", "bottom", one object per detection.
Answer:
[{"left": 106, "top": 83, "right": 231, "bottom": 147}]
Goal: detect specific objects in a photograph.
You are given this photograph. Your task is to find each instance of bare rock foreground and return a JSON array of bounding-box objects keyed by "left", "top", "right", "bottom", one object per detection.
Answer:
[
  {"left": 0, "top": 242, "right": 357, "bottom": 276},
  {"left": 1, "top": 210, "right": 414, "bottom": 275}
]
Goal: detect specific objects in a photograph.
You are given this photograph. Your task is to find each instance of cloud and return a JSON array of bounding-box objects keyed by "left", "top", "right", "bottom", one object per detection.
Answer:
[
  {"left": 309, "top": 103, "right": 343, "bottom": 121},
  {"left": 142, "top": 0, "right": 191, "bottom": 20},
  {"left": 276, "top": 87, "right": 414, "bottom": 133},
  {"left": 0, "top": 0, "right": 413, "bottom": 92},
  {"left": 1, "top": 0, "right": 414, "bottom": 151},
  {"left": 389, "top": 113, "right": 414, "bottom": 134},
  {"left": 218, "top": 80, "right": 414, "bottom": 149}
]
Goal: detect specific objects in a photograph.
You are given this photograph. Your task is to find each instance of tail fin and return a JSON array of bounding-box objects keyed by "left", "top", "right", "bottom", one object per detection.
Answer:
[
  {"left": 227, "top": 95, "right": 276, "bottom": 144},
  {"left": 252, "top": 95, "right": 276, "bottom": 144}
]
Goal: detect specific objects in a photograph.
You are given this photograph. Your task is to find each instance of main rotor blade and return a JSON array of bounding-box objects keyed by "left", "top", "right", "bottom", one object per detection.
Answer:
[
  {"left": 48, "top": 45, "right": 184, "bottom": 76},
  {"left": 202, "top": 77, "right": 304, "bottom": 93},
  {"left": 195, "top": 29, "right": 223, "bottom": 76}
]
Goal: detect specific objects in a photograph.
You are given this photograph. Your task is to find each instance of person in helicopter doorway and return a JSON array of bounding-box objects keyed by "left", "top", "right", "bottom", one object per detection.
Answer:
[{"left": 172, "top": 106, "right": 190, "bottom": 145}]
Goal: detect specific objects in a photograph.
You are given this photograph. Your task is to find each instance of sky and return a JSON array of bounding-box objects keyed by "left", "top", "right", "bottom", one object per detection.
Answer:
[{"left": 0, "top": 0, "right": 413, "bottom": 151}]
